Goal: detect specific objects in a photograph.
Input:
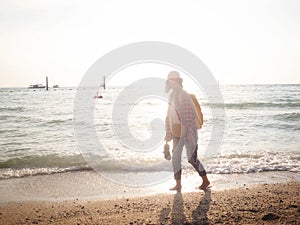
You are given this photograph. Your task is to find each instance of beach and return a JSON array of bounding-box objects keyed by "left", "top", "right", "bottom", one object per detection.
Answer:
[
  {"left": 0, "top": 171, "right": 299, "bottom": 224},
  {"left": 0, "top": 180, "right": 299, "bottom": 225}
]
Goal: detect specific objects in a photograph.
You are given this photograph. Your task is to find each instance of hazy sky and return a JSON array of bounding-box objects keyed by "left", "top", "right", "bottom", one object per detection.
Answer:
[{"left": 0, "top": 0, "right": 299, "bottom": 87}]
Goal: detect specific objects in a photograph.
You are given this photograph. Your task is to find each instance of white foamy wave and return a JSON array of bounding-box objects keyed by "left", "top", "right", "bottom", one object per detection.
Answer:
[
  {"left": 204, "top": 152, "right": 300, "bottom": 174},
  {"left": 0, "top": 151, "right": 299, "bottom": 179},
  {"left": 0, "top": 166, "right": 92, "bottom": 179}
]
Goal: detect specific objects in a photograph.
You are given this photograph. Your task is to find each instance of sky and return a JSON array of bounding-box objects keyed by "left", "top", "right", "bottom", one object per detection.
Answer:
[{"left": 0, "top": 0, "right": 299, "bottom": 87}]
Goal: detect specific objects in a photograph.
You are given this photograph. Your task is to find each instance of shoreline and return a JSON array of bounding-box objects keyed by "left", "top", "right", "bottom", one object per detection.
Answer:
[
  {"left": 0, "top": 170, "right": 299, "bottom": 203},
  {"left": 0, "top": 181, "right": 299, "bottom": 224}
]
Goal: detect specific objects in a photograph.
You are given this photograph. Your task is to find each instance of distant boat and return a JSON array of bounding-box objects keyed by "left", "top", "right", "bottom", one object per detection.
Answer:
[
  {"left": 94, "top": 76, "right": 105, "bottom": 98},
  {"left": 28, "top": 84, "right": 46, "bottom": 89},
  {"left": 53, "top": 85, "right": 59, "bottom": 88},
  {"left": 100, "top": 76, "right": 106, "bottom": 90},
  {"left": 93, "top": 90, "right": 103, "bottom": 99}
]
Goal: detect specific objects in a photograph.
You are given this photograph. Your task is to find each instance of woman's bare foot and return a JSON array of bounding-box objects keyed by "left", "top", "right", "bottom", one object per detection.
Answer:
[
  {"left": 169, "top": 184, "right": 182, "bottom": 191},
  {"left": 199, "top": 181, "right": 211, "bottom": 190}
]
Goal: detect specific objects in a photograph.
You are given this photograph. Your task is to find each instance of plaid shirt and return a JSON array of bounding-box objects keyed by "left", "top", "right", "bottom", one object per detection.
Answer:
[{"left": 165, "top": 86, "right": 198, "bottom": 148}]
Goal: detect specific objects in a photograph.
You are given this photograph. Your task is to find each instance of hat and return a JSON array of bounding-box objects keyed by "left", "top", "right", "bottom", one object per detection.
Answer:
[{"left": 167, "top": 71, "right": 182, "bottom": 80}]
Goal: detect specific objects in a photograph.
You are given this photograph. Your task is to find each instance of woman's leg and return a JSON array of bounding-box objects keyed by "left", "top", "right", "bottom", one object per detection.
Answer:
[
  {"left": 170, "top": 137, "right": 184, "bottom": 190},
  {"left": 186, "top": 143, "right": 210, "bottom": 190}
]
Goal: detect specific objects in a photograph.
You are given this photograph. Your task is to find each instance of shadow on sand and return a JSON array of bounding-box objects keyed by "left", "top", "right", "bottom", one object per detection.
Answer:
[
  {"left": 159, "top": 190, "right": 211, "bottom": 225},
  {"left": 191, "top": 190, "right": 211, "bottom": 224}
]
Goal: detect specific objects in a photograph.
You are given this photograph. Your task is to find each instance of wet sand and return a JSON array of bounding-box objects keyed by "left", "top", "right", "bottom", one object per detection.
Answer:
[
  {"left": 0, "top": 181, "right": 299, "bottom": 224},
  {"left": 1, "top": 170, "right": 299, "bottom": 203}
]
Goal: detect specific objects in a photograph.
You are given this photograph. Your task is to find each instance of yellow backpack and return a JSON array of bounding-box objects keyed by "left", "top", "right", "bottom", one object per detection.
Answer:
[{"left": 190, "top": 94, "right": 204, "bottom": 129}]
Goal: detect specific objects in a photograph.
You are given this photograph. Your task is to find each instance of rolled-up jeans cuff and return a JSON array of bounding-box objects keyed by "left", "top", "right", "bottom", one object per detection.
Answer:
[
  {"left": 174, "top": 169, "right": 182, "bottom": 180},
  {"left": 198, "top": 170, "right": 207, "bottom": 177}
]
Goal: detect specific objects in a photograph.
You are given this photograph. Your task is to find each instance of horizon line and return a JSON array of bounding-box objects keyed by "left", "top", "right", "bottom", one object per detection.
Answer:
[{"left": 0, "top": 83, "right": 300, "bottom": 89}]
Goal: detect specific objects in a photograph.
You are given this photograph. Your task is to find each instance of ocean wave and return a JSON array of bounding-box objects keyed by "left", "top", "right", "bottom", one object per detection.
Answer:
[
  {"left": 41, "top": 118, "right": 73, "bottom": 126},
  {"left": 0, "top": 115, "right": 11, "bottom": 120},
  {"left": 0, "top": 154, "right": 172, "bottom": 179},
  {"left": 0, "top": 115, "right": 40, "bottom": 123},
  {"left": 0, "top": 115, "right": 73, "bottom": 128},
  {"left": 262, "top": 122, "right": 300, "bottom": 130},
  {"left": 273, "top": 112, "right": 300, "bottom": 122},
  {"left": 204, "top": 152, "right": 300, "bottom": 174},
  {"left": 204, "top": 102, "right": 300, "bottom": 109},
  {"left": 0, "top": 106, "right": 25, "bottom": 112},
  {"left": 0, "top": 166, "right": 92, "bottom": 179},
  {"left": 0, "top": 154, "right": 87, "bottom": 169},
  {"left": 0, "top": 151, "right": 299, "bottom": 179},
  {"left": 0, "top": 154, "right": 91, "bottom": 179}
]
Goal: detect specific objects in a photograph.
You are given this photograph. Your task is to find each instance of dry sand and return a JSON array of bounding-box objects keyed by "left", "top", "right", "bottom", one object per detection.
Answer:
[{"left": 0, "top": 181, "right": 299, "bottom": 225}]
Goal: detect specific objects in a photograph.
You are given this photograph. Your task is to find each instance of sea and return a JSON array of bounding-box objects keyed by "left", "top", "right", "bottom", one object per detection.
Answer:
[{"left": 0, "top": 84, "right": 299, "bottom": 186}]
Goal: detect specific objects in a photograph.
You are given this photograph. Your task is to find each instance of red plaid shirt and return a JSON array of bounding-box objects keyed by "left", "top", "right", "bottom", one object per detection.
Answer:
[{"left": 165, "top": 86, "right": 198, "bottom": 148}]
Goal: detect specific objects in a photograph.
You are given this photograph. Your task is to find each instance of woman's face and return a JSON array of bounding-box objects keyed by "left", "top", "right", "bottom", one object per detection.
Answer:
[
  {"left": 165, "top": 79, "right": 181, "bottom": 93},
  {"left": 165, "top": 80, "right": 175, "bottom": 93}
]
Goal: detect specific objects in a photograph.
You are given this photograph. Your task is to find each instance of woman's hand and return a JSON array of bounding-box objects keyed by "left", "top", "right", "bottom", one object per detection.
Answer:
[{"left": 164, "top": 132, "right": 172, "bottom": 142}]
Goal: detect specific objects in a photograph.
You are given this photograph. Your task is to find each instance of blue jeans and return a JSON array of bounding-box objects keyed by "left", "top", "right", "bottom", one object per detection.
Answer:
[{"left": 172, "top": 137, "right": 206, "bottom": 180}]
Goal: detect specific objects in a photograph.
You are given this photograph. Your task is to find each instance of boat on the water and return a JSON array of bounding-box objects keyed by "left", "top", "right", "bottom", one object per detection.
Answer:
[
  {"left": 53, "top": 84, "right": 59, "bottom": 88},
  {"left": 94, "top": 76, "right": 106, "bottom": 98},
  {"left": 28, "top": 84, "right": 46, "bottom": 89},
  {"left": 93, "top": 90, "right": 103, "bottom": 98}
]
